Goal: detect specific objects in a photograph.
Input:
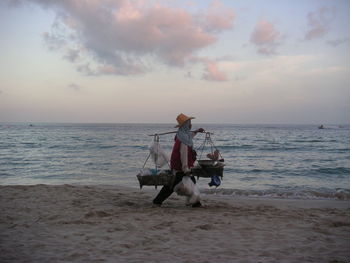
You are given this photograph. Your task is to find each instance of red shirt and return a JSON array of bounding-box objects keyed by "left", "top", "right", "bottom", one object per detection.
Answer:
[{"left": 170, "top": 136, "right": 195, "bottom": 172}]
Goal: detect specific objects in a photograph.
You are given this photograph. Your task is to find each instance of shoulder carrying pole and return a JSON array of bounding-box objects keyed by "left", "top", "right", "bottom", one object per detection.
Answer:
[{"left": 148, "top": 131, "right": 212, "bottom": 136}]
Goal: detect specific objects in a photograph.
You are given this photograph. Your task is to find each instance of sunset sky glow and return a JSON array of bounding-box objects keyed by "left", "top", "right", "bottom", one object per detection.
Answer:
[{"left": 1, "top": 0, "right": 349, "bottom": 124}]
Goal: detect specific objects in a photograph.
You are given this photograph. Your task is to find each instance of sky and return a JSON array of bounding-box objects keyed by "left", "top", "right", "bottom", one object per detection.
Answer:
[{"left": 0, "top": 0, "right": 349, "bottom": 124}]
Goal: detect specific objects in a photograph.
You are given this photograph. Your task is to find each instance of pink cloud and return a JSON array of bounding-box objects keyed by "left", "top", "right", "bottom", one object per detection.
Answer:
[
  {"left": 250, "top": 20, "right": 281, "bottom": 55},
  {"left": 305, "top": 6, "right": 336, "bottom": 40},
  {"left": 198, "top": 0, "right": 235, "bottom": 33},
  {"left": 202, "top": 59, "right": 228, "bottom": 82},
  {"left": 16, "top": 0, "right": 235, "bottom": 78}
]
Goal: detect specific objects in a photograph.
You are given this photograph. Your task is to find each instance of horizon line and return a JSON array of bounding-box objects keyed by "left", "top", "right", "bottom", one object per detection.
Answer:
[{"left": 1, "top": 121, "right": 348, "bottom": 126}]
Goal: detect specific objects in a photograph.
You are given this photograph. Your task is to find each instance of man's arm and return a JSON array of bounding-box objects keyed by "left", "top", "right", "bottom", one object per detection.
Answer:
[
  {"left": 191, "top": 128, "right": 205, "bottom": 138},
  {"left": 180, "top": 143, "right": 190, "bottom": 174}
]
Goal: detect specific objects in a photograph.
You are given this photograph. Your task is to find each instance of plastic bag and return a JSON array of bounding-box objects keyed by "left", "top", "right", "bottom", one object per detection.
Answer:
[
  {"left": 174, "top": 176, "right": 193, "bottom": 196},
  {"left": 208, "top": 175, "right": 221, "bottom": 187},
  {"left": 149, "top": 140, "right": 169, "bottom": 169},
  {"left": 174, "top": 176, "right": 200, "bottom": 204},
  {"left": 187, "top": 183, "right": 200, "bottom": 204}
]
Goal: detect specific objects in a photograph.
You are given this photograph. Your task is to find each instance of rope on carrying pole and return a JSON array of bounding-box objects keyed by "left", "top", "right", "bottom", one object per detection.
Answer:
[
  {"left": 197, "top": 132, "right": 223, "bottom": 160},
  {"left": 141, "top": 152, "right": 151, "bottom": 171},
  {"left": 141, "top": 134, "right": 159, "bottom": 171}
]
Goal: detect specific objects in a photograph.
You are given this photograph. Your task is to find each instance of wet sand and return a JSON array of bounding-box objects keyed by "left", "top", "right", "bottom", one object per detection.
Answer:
[{"left": 1, "top": 184, "right": 349, "bottom": 262}]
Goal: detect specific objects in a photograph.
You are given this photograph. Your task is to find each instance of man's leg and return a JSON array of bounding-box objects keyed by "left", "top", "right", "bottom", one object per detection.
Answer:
[{"left": 153, "top": 172, "right": 183, "bottom": 205}]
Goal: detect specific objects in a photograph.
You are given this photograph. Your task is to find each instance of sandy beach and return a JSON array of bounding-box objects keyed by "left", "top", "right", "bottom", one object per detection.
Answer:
[{"left": 0, "top": 184, "right": 349, "bottom": 263}]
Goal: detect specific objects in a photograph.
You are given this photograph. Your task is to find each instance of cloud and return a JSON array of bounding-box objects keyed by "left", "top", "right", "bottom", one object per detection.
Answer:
[
  {"left": 76, "top": 63, "right": 95, "bottom": 76},
  {"left": 301, "top": 66, "right": 349, "bottom": 76},
  {"left": 220, "top": 55, "right": 315, "bottom": 84},
  {"left": 63, "top": 48, "right": 81, "bottom": 63},
  {"left": 189, "top": 56, "right": 228, "bottom": 82},
  {"left": 197, "top": 0, "right": 235, "bottom": 33},
  {"left": 305, "top": 6, "right": 336, "bottom": 40},
  {"left": 14, "top": 0, "right": 234, "bottom": 78},
  {"left": 327, "top": 37, "right": 350, "bottom": 47},
  {"left": 42, "top": 32, "right": 66, "bottom": 51},
  {"left": 68, "top": 83, "right": 81, "bottom": 91},
  {"left": 250, "top": 20, "right": 281, "bottom": 55},
  {"left": 202, "top": 59, "right": 228, "bottom": 81},
  {"left": 185, "top": 71, "right": 192, "bottom": 79},
  {"left": 216, "top": 55, "right": 236, "bottom": 62}
]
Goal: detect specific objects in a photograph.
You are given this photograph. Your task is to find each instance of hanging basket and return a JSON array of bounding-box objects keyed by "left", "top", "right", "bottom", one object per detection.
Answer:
[
  {"left": 136, "top": 134, "right": 173, "bottom": 188},
  {"left": 136, "top": 171, "right": 174, "bottom": 189},
  {"left": 194, "top": 132, "right": 225, "bottom": 179},
  {"left": 192, "top": 163, "right": 224, "bottom": 179}
]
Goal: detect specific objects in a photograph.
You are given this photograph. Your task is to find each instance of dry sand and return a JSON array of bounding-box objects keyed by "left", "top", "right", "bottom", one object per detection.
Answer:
[{"left": 0, "top": 184, "right": 349, "bottom": 263}]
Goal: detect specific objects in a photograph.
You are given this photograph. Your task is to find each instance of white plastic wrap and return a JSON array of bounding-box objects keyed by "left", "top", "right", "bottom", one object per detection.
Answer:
[
  {"left": 174, "top": 176, "right": 200, "bottom": 204},
  {"left": 149, "top": 140, "right": 169, "bottom": 169}
]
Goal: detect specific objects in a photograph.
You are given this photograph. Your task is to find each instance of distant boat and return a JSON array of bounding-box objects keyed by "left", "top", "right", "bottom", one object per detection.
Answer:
[{"left": 318, "top": 125, "right": 324, "bottom": 129}]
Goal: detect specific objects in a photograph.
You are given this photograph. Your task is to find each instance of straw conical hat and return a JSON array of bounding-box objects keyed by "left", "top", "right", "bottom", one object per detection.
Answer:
[{"left": 175, "top": 113, "right": 195, "bottom": 128}]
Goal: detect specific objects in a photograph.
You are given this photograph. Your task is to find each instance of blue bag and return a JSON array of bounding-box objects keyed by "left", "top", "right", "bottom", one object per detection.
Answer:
[{"left": 208, "top": 175, "right": 221, "bottom": 187}]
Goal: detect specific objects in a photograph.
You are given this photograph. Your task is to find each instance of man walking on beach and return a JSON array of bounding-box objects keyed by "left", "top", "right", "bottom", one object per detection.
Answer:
[{"left": 153, "top": 113, "right": 204, "bottom": 207}]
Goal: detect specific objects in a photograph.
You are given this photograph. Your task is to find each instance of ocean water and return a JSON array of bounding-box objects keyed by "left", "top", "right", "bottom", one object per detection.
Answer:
[{"left": 1, "top": 123, "right": 350, "bottom": 200}]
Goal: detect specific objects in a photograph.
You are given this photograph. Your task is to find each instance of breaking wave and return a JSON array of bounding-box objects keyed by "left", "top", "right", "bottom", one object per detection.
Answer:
[{"left": 201, "top": 188, "right": 350, "bottom": 200}]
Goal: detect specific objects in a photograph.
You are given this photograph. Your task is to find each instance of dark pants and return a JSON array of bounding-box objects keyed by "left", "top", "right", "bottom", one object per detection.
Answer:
[{"left": 153, "top": 172, "right": 199, "bottom": 205}]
